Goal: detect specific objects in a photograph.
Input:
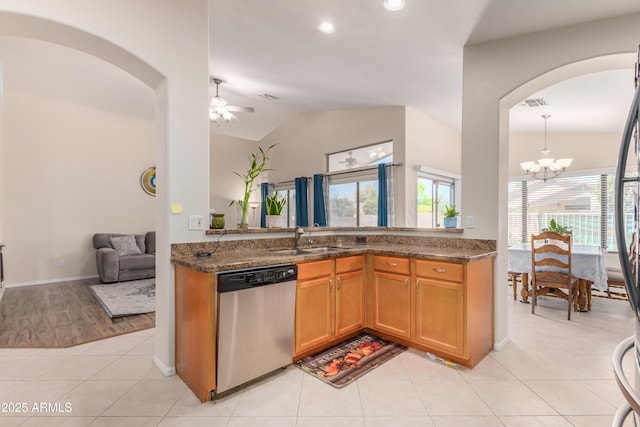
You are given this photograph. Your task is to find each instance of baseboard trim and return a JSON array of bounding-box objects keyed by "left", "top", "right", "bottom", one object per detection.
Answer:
[
  {"left": 6, "top": 275, "right": 99, "bottom": 288},
  {"left": 153, "top": 355, "right": 176, "bottom": 377},
  {"left": 493, "top": 334, "right": 510, "bottom": 351}
]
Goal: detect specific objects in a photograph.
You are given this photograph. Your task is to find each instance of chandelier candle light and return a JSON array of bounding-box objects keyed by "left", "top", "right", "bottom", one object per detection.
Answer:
[{"left": 520, "top": 114, "right": 572, "bottom": 182}]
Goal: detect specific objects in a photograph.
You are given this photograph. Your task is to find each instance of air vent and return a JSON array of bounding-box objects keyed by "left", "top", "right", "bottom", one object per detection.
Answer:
[
  {"left": 259, "top": 93, "right": 279, "bottom": 101},
  {"left": 522, "top": 98, "right": 547, "bottom": 107}
]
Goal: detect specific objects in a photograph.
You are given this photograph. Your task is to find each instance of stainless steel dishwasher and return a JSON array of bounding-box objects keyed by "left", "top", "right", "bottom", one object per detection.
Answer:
[{"left": 216, "top": 263, "right": 297, "bottom": 394}]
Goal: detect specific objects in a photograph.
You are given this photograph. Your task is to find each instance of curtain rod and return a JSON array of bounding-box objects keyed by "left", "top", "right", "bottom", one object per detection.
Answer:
[{"left": 273, "top": 162, "right": 403, "bottom": 186}]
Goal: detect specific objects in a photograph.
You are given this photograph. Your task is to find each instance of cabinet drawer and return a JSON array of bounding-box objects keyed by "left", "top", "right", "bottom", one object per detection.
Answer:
[
  {"left": 297, "top": 259, "right": 332, "bottom": 281},
  {"left": 373, "top": 255, "right": 410, "bottom": 275},
  {"left": 336, "top": 255, "right": 364, "bottom": 274},
  {"left": 415, "top": 259, "right": 463, "bottom": 282}
]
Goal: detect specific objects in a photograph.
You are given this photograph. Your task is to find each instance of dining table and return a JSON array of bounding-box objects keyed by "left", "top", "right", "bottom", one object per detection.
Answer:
[{"left": 508, "top": 242, "right": 608, "bottom": 311}]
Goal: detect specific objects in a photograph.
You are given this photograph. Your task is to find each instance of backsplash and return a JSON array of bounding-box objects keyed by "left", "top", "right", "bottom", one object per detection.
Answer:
[{"left": 171, "top": 233, "right": 495, "bottom": 257}]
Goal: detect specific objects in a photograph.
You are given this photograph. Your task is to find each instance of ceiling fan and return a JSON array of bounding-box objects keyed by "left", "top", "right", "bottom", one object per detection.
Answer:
[
  {"left": 338, "top": 151, "right": 361, "bottom": 168},
  {"left": 209, "top": 78, "right": 255, "bottom": 124}
]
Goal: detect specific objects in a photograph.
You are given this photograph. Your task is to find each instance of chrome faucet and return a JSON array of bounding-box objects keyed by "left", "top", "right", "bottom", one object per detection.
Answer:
[
  {"left": 294, "top": 227, "right": 305, "bottom": 249},
  {"left": 308, "top": 223, "right": 320, "bottom": 247}
]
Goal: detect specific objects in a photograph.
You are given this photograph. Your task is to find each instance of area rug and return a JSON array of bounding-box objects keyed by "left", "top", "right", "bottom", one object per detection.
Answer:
[
  {"left": 295, "top": 333, "right": 407, "bottom": 388},
  {"left": 90, "top": 278, "right": 155, "bottom": 318}
]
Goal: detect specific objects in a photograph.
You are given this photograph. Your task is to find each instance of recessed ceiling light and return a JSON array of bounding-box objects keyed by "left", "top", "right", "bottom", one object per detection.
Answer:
[
  {"left": 383, "top": 0, "right": 405, "bottom": 11},
  {"left": 318, "top": 22, "right": 335, "bottom": 33}
]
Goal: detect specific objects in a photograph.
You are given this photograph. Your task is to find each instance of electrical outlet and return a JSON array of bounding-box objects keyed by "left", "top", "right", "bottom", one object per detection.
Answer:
[
  {"left": 188, "top": 215, "right": 205, "bottom": 230},
  {"left": 58, "top": 259, "right": 65, "bottom": 268}
]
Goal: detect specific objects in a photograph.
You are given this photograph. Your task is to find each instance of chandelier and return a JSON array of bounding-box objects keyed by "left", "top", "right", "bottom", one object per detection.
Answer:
[{"left": 520, "top": 114, "right": 572, "bottom": 182}]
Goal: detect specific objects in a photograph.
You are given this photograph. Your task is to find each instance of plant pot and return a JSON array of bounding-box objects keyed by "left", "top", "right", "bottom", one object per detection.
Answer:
[
  {"left": 266, "top": 215, "right": 284, "bottom": 229},
  {"left": 444, "top": 217, "right": 457, "bottom": 229},
  {"left": 211, "top": 213, "right": 225, "bottom": 229}
]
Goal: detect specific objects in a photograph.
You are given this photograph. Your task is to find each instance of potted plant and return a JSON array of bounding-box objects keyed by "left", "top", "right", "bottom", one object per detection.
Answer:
[
  {"left": 230, "top": 143, "right": 277, "bottom": 229},
  {"left": 442, "top": 204, "right": 459, "bottom": 229},
  {"left": 265, "top": 194, "right": 286, "bottom": 228},
  {"left": 542, "top": 218, "right": 571, "bottom": 235}
]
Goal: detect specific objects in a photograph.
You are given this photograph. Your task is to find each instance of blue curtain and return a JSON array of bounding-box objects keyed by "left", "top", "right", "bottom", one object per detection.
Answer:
[
  {"left": 378, "top": 163, "right": 388, "bottom": 226},
  {"left": 313, "top": 174, "right": 327, "bottom": 226},
  {"left": 295, "top": 177, "right": 309, "bottom": 227},
  {"left": 260, "top": 182, "right": 269, "bottom": 228}
]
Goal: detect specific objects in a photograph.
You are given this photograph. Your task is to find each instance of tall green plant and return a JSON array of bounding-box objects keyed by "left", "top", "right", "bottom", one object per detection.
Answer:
[{"left": 230, "top": 143, "right": 277, "bottom": 227}]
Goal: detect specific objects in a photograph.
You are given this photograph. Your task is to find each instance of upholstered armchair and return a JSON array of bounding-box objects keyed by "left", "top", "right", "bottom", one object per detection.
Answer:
[{"left": 92, "top": 232, "right": 155, "bottom": 283}]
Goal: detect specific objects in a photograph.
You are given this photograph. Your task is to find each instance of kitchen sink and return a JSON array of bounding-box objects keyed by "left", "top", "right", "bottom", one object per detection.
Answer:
[
  {"left": 272, "top": 249, "right": 307, "bottom": 256},
  {"left": 271, "top": 247, "right": 344, "bottom": 256},
  {"left": 302, "top": 246, "right": 343, "bottom": 254}
]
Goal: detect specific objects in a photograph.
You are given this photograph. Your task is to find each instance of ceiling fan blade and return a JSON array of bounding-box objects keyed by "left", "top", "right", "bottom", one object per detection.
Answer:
[{"left": 226, "top": 106, "right": 255, "bottom": 113}]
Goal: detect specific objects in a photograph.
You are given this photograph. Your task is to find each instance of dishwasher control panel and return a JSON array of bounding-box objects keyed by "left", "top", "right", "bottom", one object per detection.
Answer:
[{"left": 218, "top": 264, "right": 297, "bottom": 293}]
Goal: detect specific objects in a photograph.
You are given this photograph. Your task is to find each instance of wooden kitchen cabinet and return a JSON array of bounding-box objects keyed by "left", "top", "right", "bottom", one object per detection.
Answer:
[
  {"left": 294, "top": 259, "right": 333, "bottom": 355},
  {"left": 368, "top": 255, "right": 493, "bottom": 368},
  {"left": 335, "top": 256, "right": 366, "bottom": 339},
  {"left": 414, "top": 259, "right": 465, "bottom": 356},
  {"left": 294, "top": 255, "right": 365, "bottom": 357},
  {"left": 372, "top": 255, "right": 411, "bottom": 339},
  {"left": 174, "top": 264, "right": 216, "bottom": 402}
]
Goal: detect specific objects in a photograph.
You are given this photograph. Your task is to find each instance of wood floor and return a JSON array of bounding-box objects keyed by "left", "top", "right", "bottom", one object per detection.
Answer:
[{"left": 0, "top": 278, "right": 155, "bottom": 348}]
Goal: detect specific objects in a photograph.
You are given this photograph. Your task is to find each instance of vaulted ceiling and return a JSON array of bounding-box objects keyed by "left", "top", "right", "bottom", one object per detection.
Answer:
[{"left": 1, "top": 1, "right": 639, "bottom": 141}]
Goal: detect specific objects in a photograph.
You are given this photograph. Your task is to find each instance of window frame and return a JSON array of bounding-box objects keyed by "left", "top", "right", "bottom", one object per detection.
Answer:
[
  {"left": 326, "top": 169, "right": 379, "bottom": 227},
  {"left": 416, "top": 166, "right": 461, "bottom": 228},
  {"left": 272, "top": 184, "right": 296, "bottom": 228}
]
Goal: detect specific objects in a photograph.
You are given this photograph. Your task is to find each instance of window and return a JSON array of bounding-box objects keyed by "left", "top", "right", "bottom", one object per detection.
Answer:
[
  {"left": 416, "top": 168, "right": 458, "bottom": 228},
  {"left": 508, "top": 172, "right": 635, "bottom": 252},
  {"left": 328, "top": 176, "right": 378, "bottom": 227},
  {"left": 327, "top": 141, "right": 393, "bottom": 172},
  {"left": 325, "top": 141, "right": 393, "bottom": 227},
  {"left": 272, "top": 187, "right": 297, "bottom": 228}
]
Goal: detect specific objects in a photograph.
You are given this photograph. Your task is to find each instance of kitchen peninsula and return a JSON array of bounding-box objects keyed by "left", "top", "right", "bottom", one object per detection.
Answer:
[{"left": 172, "top": 228, "right": 496, "bottom": 402}]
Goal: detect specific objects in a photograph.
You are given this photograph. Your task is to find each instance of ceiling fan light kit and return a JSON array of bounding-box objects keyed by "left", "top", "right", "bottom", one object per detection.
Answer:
[{"left": 209, "top": 78, "right": 254, "bottom": 125}]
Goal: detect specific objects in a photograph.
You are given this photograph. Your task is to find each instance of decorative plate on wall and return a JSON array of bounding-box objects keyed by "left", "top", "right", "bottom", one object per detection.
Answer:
[{"left": 140, "top": 166, "right": 156, "bottom": 196}]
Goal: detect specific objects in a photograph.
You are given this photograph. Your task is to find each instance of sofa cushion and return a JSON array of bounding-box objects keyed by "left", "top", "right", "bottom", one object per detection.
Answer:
[
  {"left": 145, "top": 231, "right": 156, "bottom": 255},
  {"left": 119, "top": 253, "right": 155, "bottom": 271},
  {"left": 110, "top": 235, "right": 142, "bottom": 256}
]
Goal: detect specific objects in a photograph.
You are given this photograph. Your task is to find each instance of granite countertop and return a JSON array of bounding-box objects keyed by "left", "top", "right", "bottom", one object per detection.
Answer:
[{"left": 171, "top": 243, "right": 496, "bottom": 274}]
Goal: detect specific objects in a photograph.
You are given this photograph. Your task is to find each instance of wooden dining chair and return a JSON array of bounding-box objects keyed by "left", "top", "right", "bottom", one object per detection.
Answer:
[{"left": 531, "top": 230, "right": 580, "bottom": 320}]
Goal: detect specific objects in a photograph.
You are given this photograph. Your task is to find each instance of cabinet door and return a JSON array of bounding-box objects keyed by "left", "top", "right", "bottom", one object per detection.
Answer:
[
  {"left": 295, "top": 275, "right": 333, "bottom": 355},
  {"left": 414, "top": 277, "right": 464, "bottom": 356},
  {"left": 335, "top": 268, "right": 365, "bottom": 339},
  {"left": 372, "top": 271, "right": 411, "bottom": 339}
]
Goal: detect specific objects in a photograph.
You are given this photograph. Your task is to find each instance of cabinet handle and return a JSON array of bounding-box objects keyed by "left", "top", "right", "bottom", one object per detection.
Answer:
[
  {"left": 433, "top": 268, "right": 447, "bottom": 273},
  {"left": 337, "top": 276, "right": 343, "bottom": 290},
  {"left": 329, "top": 278, "right": 333, "bottom": 292},
  {"left": 404, "top": 277, "right": 409, "bottom": 290},
  {"left": 387, "top": 262, "right": 398, "bottom": 267},
  {"left": 415, "top": 279, "right": 420, "bottom": 291}
]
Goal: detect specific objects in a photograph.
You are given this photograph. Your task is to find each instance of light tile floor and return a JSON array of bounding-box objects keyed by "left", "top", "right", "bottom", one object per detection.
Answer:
[{"left": 0, "top": 288, "right": 638, "bottom": 426}]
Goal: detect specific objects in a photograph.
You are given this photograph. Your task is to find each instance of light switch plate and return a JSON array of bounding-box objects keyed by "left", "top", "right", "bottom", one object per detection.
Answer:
[
  {"left": 188, "top": 215, "right": 204, "bottom": 230},
  {"left": 465, "top": 216, "right": 475, "bottom": 228}
]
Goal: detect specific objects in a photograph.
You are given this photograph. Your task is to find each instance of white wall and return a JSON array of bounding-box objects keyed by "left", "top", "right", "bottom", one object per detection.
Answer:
[
  {"left": 210, "top": 132, "right": 270, "bottom": 227},
  {"left": 509, "top": 132, "right": 622, "bottom": 177},
  {"left": 261, "top": 107, "right": 407, "bottom": 224},
  {"left": 2, "top": 90, "right": 155, "bottom": 285},
  {"left": 0, "top": 1, "right": 210, "bottom": 374},
  {"left": 462, "top": 13, "right": 640, "bottom": 351},
  {"left": 405, "top": 107, "right": 461, "bottom": 226}
]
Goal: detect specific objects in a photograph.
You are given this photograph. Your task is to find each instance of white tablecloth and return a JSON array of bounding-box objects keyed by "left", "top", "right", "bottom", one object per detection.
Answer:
[{"left": 508, "top": 243, "right": 608, "bottom": 291}]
